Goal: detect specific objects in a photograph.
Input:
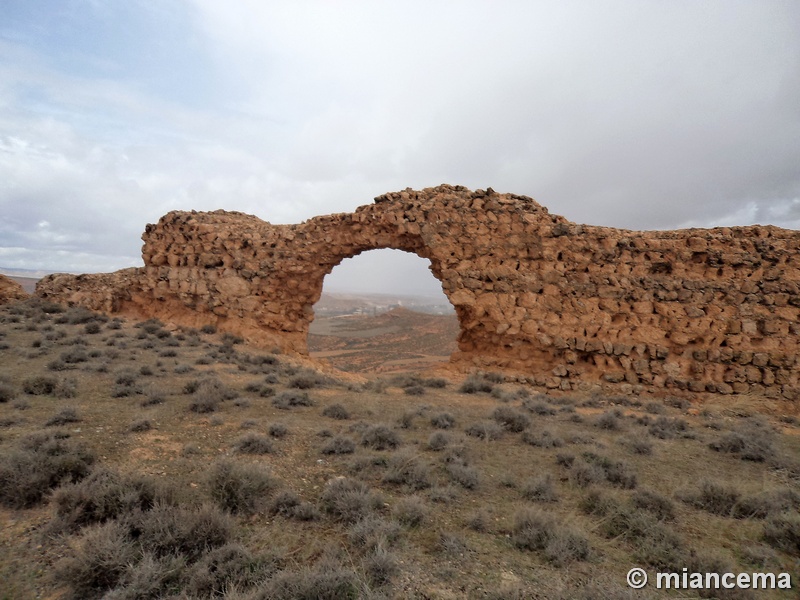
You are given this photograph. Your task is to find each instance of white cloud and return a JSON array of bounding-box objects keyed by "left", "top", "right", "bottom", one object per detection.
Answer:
[{"left": 0, "top": 0, "right": 799, "bottom": 294}]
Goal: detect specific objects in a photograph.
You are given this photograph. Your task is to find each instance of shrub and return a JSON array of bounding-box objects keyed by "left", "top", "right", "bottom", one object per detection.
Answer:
[
  {"left": 677, "top": 479, "right": 741, "bottom": 517},
  {"left": 133, "top": 502, "right": 233, "bottom": 561},
  {"left": 427, "top": 431, "right": 450, "bottom": 451},
  {"left": 570, "top": 460, "right": 605, "bottom": 488},
  {"left": 188, "top": 378, "right": 236, "bottom": 413},
  {"left": 45, "top": 407, "right": 81, "bottom": 427},
  {"left": 320, "top": 477, "right": 383, "bottom": 523},
  {"left": 383, "top": 450, "right": 432, "bottom": 490},
  {"left": 763, "top": 513, "right": 800, "bottom": 556},
  {"left": 321, "top": 436, "right": 356, "bottom": 455},
  {"left": 521, "top": 399, "right": 556, "bottom": 416},
  {"left": 709, "top": 421, "right": 776, "bottom": 462},
  {"left": 630, "top": 489, "right": 676, "bottom": 522},
  {"left": 0, "top": 380, "right": 16, "bottom": 403},
  {"left": 127, "top": 418, "right": 152, "bottom": 433},
  {"left": 361, "top": 424, "right": 401, "bottom": 450},
  {"left": 84, "top": 322, "right": 101, "bottom": 334},
  {"left": 269, "top": 423, "right": 289, "bottom": 438},
  {"left": 322, "top": 403, "right": 350, "bottom": 420},
  {"left": 272, "top": 390, "right": 314, "bottom": 409},
  {"left": 621, "top": 434, "right": 653, "bottom": 455},
  {"left": 491, "top": 406, "right": 530, "bottom": 432},
  {"left": 581, "top": 452, "right": 638, "bottom": 489},
  {"left": 288, "top": 375, "right": 318, "bottom": 390},
  {"left": 732, "top": 489, "right": 800, "bottom": 519},
  {"left": 465, "top": 421, "right": 504, "bottom": 441},
  {"left": 521, "top": 475, "right": 559, "bottom": 503},
  {"left": 51, "top": 467, "right": 164, "bottom": 531},
  {"left": 348, "top": 516, "right": 402, "bottom": 551},
  {"left": 596, "top": 409, "right": 624, "bottom": 431},
  {"left": 459, "top": 374, "right": 494, "bottom": 394},
  {"left": 233, "top": 433, "right": 275, "bottom": 455},
  {"left": 404, "top": 384, "right": 426, "bottom": 396},
  {"left": 0, "top": 432, "right": 94, "bottom": 508},
  {"left": 23, "top": 375, "right": 57, "bottom": 395},
  {"left": 521, "top": 429, "right": 564, "bottom": 448},
  {"left": 393, "top": 495, "right": 428, "bottom": 527},
  {"left": 363, "top": 544, "right": 399, "bottom": 587},
  {"left": 512, "top": 508, "right": 590, "bottom": 565},
  {"left": 257, "top": 553, "right": 360, "bottom": 600},
  {"left": 56, "top": 520, "right": 136, "bottom": 596},
  {"left": 54, "top": 377, "right": 78, "bottom": 398},
  {"left": 200, "top": 324, "right": 217, "bottom": 334},
  {"left": 431, "top": 412, "right": 456, "bottom": 429},
  {"left": 207, "top": 460, "right": 280, "bottom": 515},
  {"left": 187, "top": 543, "right": 275, "bottom": 597},
  {"left": 649, "top": 416, "right": 691, "bottom": 440},
  {"left": 446, "top": 462, "right": 480, "bottom": 490}
]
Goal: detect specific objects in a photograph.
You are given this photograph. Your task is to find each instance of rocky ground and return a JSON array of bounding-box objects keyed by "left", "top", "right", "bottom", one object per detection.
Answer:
[{"left": 0, "top": 298, "right": 798, "bottom": 599}]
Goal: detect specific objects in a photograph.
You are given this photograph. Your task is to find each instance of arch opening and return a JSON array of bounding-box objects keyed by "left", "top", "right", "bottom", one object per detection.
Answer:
[{"left": 307, "top": 248, "right": 458, "bottom": 374}]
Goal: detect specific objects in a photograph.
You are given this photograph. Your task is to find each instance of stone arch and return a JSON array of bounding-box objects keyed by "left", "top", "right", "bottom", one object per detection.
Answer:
[{"left": 35, "top": 184, "right": 800, "bottom": 399}]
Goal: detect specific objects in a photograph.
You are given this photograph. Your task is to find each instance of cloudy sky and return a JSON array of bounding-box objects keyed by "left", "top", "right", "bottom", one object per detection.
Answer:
[{"left": 1, "top": 1, "right": 798, "bottom": 296}]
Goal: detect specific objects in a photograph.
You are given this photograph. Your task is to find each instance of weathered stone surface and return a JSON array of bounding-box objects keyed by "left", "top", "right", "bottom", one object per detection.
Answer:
[
  {"left": 35, "top": 184, "right": 800, "bottom": 397},
  {"left": 0, "top": 274, "right": 27, "bottom": 304}
]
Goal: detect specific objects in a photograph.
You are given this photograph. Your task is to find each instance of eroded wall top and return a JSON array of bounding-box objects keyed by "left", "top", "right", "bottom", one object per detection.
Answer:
[{"left": 36, "top": 184, "right": 800, "bottom": 399}]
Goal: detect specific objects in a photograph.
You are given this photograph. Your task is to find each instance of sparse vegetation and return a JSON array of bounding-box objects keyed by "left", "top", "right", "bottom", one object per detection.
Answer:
[{"left": 0, "top": 298, "right": 798, "bottom": 598}]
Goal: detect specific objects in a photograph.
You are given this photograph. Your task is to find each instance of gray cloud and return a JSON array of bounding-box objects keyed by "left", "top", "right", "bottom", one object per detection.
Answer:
[{"left": 0, "top": 1, "right": 798, "bottom": 295}]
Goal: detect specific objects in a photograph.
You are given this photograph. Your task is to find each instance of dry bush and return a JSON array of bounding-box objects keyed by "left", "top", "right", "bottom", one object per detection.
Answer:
[
  {"left": 511, "top": 508, "right": 590, "bottom": 566},
  {"left": 0, "top": 431, "right": 94, "bottom": 508},
  {"left": 709, "top": 420, "right": 777, "bottom": 462},
  {"left": 383, "top": 450, "right": 432, "bottom": 490},
  {"left": 459, "top": 374, "right": 495, "bottom": 394},
  {"left": 348, "top": 515, "right": 402, "bottom": 551},
  {"left": 521, "top": 474, "right": 559, "bottom": 503},
  {"left": 445, "top": 462, "right": 480, "bottom": 490},
  {"left": 321, "top": 436, "right": 356, "bottom": 455},
  {"left": 595, "top": 409, "right": 624, "bottom": 431},
  {"left": 272, "top": 390, "right": 314, "bottom": 409},
  {"left": 580, "top": 452, "right": 638, "bottom": 489},
  {"left": 23, "top": 375, "right": 57, "bottom": 395},
  {"left": 207, "top": 460, "right": 280, "bottom": 515},
  {"left": 232, "top": 433, "right": 275, "bottom": 455},
  {"left": 45, "top": 407, "right": 82, "bottom": 427},
  {"left": 465, "top": 421, "right": 504, "bottom": 441},
  {"left": 269, "top": 423, "right": 289, "bottom": 438},
  {"left": 187, "top": 543, "right": 276, "bottom": 597},
  {"left": 431, "top": 412, "right": 456, "bottom": 429},
  {"left": 320, "top": 477, "right": 384, "bottom": 523},
  {"left": 254, "top": 552, "right": 361, "bottom": 600},
  {"left": 0, "top": 379, "right": 16, "bottom": 403},
  {"left": 677, "top": 479, "right": 742, "bottom": 517},
  {"left": 360, "top": 424, "right": 401, "bottom": 450},
  {"left": 762, "top": 513, "right": 800, "bottom": 556},
  {"left": 392, "top": 495, "right": 428, "bottom": 527},
  {"left": 649, "top": 416, "right": 692, "bottom": 439},
  {"left": 427, "top": 431, "right": 450, "bottom": 451},
  {"left": 127, "top": 418, "right": 152, "bottom": 433},
  {"left": 52, "top": 467, "right": 166, "bottom": 532},
  {"left": 521, "top": 429, "right": 564, "bottom": 448},
  {"left": 321, "top": 403, "right": 350, "bottom": 420},
  {"left": 55, "top": 520, "right": 137, "bottom": 597},
  {"left": 133, "top": 502, "right": 233, "bottom": 561}
]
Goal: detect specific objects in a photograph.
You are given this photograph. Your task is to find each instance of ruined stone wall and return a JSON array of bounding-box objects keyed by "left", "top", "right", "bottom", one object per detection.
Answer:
[{"left": 36, "top": 185, "right": 800, "bottom": 399}]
